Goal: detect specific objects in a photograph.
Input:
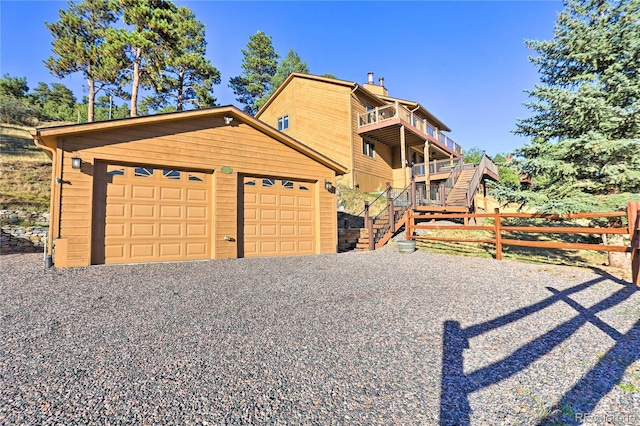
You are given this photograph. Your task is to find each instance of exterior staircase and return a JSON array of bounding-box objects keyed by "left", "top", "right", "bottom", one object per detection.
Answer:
[
  {"left": 354, "top": 153, "right": 500, "bottom": 251},
  {"left": 445, "top": 169, "right": 476, "bottom": 206}
]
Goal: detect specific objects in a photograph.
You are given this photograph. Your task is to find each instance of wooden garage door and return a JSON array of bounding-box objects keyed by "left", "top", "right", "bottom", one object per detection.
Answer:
[
  {"left": 243, "top": 177, "right": 315, "bottom": 257},
  {"left": 92, "top": 163, "right": 211, "bottom": 264}
]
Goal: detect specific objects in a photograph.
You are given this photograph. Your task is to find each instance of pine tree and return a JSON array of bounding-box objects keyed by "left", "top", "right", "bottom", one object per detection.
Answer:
[
  {"left": 111, "top": 0, "right": 179, "bottom": 116},
  {"left": 229, "top": 31, "right": 279, "bottom": 115},
  {"left": 255, "top": 49, "right": 309, "bottom": 111},
  {"left": 495, "top": 0, "right": 640, "bottom": 214},
  {"left": 142, "top": 6, "right": 220, "bottom": 112},
  {"left": 45, "top": 0, "right": 123, "bottom": 122}
]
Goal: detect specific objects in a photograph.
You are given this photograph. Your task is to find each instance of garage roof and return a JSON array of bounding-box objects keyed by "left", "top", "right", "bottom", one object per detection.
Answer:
[{"left": 32, "top": 105, "right": 347, "bottom": 175}]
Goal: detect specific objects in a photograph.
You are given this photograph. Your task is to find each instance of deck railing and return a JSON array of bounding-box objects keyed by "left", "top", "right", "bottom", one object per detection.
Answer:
[
  {"left": 358, "top": 102, "right": 463, "bottom": 154},
  {"left": 412, "top": 159, "right": 460, "bottom": 177}
]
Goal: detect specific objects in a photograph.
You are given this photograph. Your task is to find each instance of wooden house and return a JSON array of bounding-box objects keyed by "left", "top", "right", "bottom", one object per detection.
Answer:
[
  {"left": 33, "top": 106, "right": 346, "bottom": 267},
  {"left": 257, "top": 72, "right": 499, "bottom": 249}
]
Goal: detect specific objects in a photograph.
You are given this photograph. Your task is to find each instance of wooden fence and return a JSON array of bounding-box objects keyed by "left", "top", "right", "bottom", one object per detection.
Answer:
[{"left": 405, "top": 201, "right": 640, "bottom": 285}]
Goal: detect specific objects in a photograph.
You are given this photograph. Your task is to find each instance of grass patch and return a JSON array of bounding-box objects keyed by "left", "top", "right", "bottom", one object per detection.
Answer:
[
  {"left": 1, "top": 124, "right": 51, "bottom": 211},
  {"left": 337, "top": 184, "right": 387, "bottom": 216},
  {"left": 616, "top": 382, "right": 638, "bottom": 393}
]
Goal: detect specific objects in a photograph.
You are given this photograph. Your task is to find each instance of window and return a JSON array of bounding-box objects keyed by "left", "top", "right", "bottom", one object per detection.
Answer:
[
  {"left": 277, "top": 115, "right": 289, "bottom": 131},
  {"left": 134, "top": 167, "right": 154, "bottom": 177},
  {"left": 163, "top": 169, "right": 181, "bottom": 180},
  {"left": 363, "top": 140, "right": 375, "bottom": 158}
]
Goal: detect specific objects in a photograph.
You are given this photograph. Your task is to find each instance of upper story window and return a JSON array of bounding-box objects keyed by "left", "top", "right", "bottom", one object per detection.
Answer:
[
  {"left": 363, "top": 140, "right": 375, "bottom": 158},
  {"left": 277, "top": 115, "right": 289, "bottom": 131}
]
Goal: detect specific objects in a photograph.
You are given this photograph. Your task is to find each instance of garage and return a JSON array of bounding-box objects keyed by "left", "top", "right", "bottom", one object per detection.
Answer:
[
  {"left": 242, "top": 176, "right": 315, "bottom": 257},
  {"left": 92, "top": 162, "right": 211, "bottom": 264},
  {"left": 32, "top": 106, "right": 346, "bottom": 267}
]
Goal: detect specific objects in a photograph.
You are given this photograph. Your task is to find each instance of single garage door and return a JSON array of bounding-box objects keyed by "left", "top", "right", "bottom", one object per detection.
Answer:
[
  {"left": 92, "top": 162, "right": 211, "bottom": 264},
  {"left": 243, "top": 177, "right": 315, "bottom": 257}
]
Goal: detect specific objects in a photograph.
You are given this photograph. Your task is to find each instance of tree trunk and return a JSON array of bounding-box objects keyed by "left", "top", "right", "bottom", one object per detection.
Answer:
[
  {"left": 87, "top": 77, "right": 95, "bottom": 123},
  {"left": 177, "top": 69, "right": 184, "bottom": 111},
  {"left": 130, "top": 48, "right": 141, "bottom": 117}
]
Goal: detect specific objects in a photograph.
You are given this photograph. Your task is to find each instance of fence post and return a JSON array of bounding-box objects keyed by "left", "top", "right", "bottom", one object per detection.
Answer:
[
  {"left": 494, "top": 208, "right": 502, "bottom": 260},
  {"left": 406, "top": 210, "right": 412, "bottom": 240},
  {"left": 628, "top": 201, "right": 639, "bottom": 285},
  {"left": 364, "top": 201, "right": 374, "bottom": 251},
  {"left": 387, "top": 183, "right": 394, "bottom": 227}
]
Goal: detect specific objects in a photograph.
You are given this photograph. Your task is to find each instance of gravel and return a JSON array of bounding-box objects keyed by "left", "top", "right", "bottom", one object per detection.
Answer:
[{"left": 1, "top": 249, "right": 639, "bottom": 425}]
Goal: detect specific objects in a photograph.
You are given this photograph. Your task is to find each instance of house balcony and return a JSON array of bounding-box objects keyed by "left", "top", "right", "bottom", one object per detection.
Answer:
[{"left": 357, "top": 102, "right": 463, "bottom": 159}]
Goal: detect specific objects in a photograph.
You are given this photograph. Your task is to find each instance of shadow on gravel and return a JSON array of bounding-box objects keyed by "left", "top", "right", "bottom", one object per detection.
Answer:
[{"left": 440, "top": 270, "right": 639, "bottom": 425}]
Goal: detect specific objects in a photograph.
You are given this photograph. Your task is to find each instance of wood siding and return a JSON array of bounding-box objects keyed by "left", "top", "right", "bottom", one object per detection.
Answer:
[
  {"left": 351, "top": 92, "right": 394, "bottom": 192},
  {"left": 259, "top": 78, "right": 353, "bottom": 179},
  {"left": 55, "top": 116, "right": 336, "bottom": 266}
]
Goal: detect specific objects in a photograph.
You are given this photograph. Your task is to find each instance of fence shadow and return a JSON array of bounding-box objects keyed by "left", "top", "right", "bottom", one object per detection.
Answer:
[{"left": 440, "top": 274, "right": 639, "bottom": 425}]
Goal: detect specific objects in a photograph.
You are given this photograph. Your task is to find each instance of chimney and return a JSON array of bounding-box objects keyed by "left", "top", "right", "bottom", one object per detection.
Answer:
[
  {"left": 367, "top": 72, "right": 374, "bottom": 85},
  {"left": 379, "top": 77, "right": 384, "bottom": 87}
]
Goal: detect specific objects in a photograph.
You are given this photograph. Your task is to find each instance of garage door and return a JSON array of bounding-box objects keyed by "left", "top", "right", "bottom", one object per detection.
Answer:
[
  {"left": 243, "top": 177, "right": 315, "bottom": 257},
  {"left": 92, "top": 163, "right": 211, "bottom": 264}
]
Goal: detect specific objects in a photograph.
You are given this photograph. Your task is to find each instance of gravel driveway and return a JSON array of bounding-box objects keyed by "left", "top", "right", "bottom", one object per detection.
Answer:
[{"left": 1, "top": 249, "right": 639, "bottom": 425}]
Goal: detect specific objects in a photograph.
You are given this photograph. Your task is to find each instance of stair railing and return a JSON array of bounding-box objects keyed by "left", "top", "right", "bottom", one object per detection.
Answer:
[
  {"left": 465, "top": 153, "right": 499, "bottom": 207},
  {"left": 368, "top": 182, "right": 413, "bottom": 248},
  {"left": 443, "top": 159, "right": 464, "bottom": 202}
]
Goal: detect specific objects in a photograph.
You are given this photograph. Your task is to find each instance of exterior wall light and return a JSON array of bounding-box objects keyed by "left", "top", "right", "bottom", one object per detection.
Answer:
[
  {"left": 224, "top": 116, "right": 234, "bottom": 125},
  {"left": 71, "top": 157, "right": 82, "bottom": 169},
  {"left": 324, "top": 181, "right": 335, "bottom": 192}
]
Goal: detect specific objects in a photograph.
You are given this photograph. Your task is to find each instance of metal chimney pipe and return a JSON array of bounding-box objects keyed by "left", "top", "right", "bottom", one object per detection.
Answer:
[
  {"left": 367, "top": 72, "right": 374, "bottom": 84},
  {"left": 379, "top": 77, "right": 384, "bottom": 86}
]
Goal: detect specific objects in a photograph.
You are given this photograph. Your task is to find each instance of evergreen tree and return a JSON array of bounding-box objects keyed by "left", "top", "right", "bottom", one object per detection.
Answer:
[
  {"left": 229, "top": 31, "right": 279, "bottom": 115},
  {"left": 45, "top": 0, "right": 123, "bottom": 122},
  {"left": 494, "top": 0, "right": 640, "bottom": 213},
  {"left": 111, "top": 0, "right": 179, "bottom": 116},
  {"left": 30, "top": 82, "right": 77, "bottom": 121},
  {"left": 255, "top": 48, "right": 309, "bottom": 110},
  {"left": 0, "top": 74, "right": 29, "bottom": 98},
  {"left": 142, "top": 6, "right": 220, "bottom": 112}
]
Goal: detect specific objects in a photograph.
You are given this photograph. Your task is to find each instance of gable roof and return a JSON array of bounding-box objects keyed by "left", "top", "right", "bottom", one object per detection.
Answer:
[
  {"left": 31, "top": 105, "right": 347, "bottom": 174},
  {"left": 256, "top": 72, "right": 452, "bottom": 133},
  {"left": 255, "top": 72, "right": 386, "bottom": 118}
]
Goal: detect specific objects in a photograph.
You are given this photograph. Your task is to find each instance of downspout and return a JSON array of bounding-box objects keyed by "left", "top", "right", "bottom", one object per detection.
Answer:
[
  {"left": 33, "top": 134, "right": 57, "bottom": 268},
  {"left": 349, "top": 84, "right": 358, "bottom": 189}
]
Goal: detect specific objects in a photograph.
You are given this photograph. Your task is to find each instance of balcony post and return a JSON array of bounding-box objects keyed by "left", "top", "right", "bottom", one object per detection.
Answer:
[
  {"left": 375, "top": 106, "right": 379, "bottom": 123},
  {"left": 400, "top": 125, "right": 407, "bottom": 188},
  {"left": 440, "top": 183, "right": 446, "bottom": 206},
  {"left": 424, "top": 140, "right": 430, "bottom": 189},
  {"left": 387, "top": 182, "right": 395, "bottom": 230},
  {"left": 411, "top": 175, "right": 417, "bottom": 209}
]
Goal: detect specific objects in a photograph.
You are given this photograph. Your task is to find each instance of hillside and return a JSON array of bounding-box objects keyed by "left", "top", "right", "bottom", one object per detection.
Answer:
[{"left": 0, "top": 124, "right": 51, "bottom": 211}]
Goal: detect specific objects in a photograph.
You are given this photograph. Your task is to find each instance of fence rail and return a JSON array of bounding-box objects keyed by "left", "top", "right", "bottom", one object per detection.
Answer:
[{"left": 404, "top": 201, "right": 640, "bottom": 285}]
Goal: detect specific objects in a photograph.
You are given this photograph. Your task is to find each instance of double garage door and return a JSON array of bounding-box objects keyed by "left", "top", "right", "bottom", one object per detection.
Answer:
[{"left": 92, "top": 162, "right": 315, "bottom": 264}]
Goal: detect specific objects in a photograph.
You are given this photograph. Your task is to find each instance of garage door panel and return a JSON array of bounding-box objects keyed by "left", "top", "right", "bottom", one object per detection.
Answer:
[
  {"left": 131, "top": 223, "right": 154, "bottom": 237},
  {"left": 105, "top": 223, "right": 126, "bottom": 238},
  {"left": 95, "top": 162, "right": 211, "bottom": 265},
  {"left": 243, "top": 176, "right": 315, "bottom": 258},
  {"left": 160, "top": 205, "right": 182, "bottom": 219},
  {"left": 160, "top": 223, "right": 182, "bottom": 237},
  {"left": 260, "top": 209, "right": 277, "bottom": 221},
  {"left": 131, "top": 243, "right": 154, "bottom": 258},
  {"left": 161, "top": 187, "right": 182, "bottom": 201},
  {"left": 107, "top": 184, "right": 126, "bottom": 198},
  {"left": 187, "top": 206, "right": 207, "bottom": 219},
  {"left": 131, "top": 204, "right": 155, "bottom": 218},
  {"left": 132, "top": 185, "right": 155, "bottom": 199},
  {"left": 186, "top": 242, "right": 207, "bottom": 256},
  {"left": 186, "top": 223, "right": 207, "bottom": 237},
  {"left": 187, "top": 188, "right": 207, "bottom": 201},
  {"left": 106, "top": 204, "right": 126, "bottom": 218},
  {"left": 160, "top": 243, "right": 181, "bottom": 257}
]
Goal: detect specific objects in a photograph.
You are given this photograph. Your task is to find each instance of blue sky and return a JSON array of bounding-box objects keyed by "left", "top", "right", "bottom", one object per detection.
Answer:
[{"left": 1, "top": 1, "right": 563, "bottom": 155}]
